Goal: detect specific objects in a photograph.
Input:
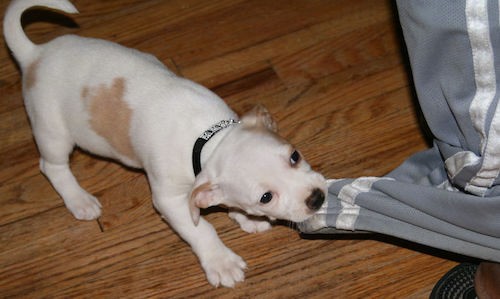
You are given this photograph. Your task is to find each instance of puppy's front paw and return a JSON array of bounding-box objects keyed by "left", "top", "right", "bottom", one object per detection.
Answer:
[
  {"left": 201, "top": 248, "right": 247, "bottom": 288},
  {"left": 65, "top": 192, "right": 102, "bottom": 221},
  {"left": 229, "top": 211, "right": 272, "bottom": 233}
]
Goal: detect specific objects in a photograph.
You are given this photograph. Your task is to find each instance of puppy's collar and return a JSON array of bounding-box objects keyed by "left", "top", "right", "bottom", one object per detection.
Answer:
[{"left": 192, "top": 119, "right": 239, "bottom": 176}]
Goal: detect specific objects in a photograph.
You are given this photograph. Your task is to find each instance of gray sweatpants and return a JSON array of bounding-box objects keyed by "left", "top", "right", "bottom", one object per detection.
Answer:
[{"left": 300, "top": 0, "right": 500, "bottom": 262}]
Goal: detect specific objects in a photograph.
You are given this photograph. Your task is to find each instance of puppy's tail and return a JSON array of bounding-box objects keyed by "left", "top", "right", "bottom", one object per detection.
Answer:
[{"left": 3, "top": 0, "right": 78, "bottom": 67}]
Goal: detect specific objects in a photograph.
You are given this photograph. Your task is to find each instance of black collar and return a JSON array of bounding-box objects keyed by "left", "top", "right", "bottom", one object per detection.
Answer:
[{"left": 192, "top": 119, "right": 239, "bottom": 176}]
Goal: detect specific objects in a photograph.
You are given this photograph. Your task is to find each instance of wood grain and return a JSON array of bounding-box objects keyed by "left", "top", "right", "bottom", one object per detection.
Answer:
[{"left": 0, "top": 0, "right": 461, "bottom": 297}]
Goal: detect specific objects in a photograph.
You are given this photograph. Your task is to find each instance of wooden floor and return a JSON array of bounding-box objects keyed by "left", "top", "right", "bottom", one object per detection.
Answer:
[{"left": 0, "top": 0, "right": 464, "bottom": 297}]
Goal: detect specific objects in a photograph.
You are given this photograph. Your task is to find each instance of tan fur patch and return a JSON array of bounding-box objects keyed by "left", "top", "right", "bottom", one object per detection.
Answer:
[
  {"left": 82, "top": 77, "right": 137, "bottom": 162},
  {"left": 81, "top": 86, "right": 89, "bottom": 99},
  {"left": 24, "top": 59, "right": 40, "bottom": 90}
]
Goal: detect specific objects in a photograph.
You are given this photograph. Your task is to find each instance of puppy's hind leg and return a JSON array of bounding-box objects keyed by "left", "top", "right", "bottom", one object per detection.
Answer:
[{"left": 36, "top": 130, "right": 101, "bottom": 221}]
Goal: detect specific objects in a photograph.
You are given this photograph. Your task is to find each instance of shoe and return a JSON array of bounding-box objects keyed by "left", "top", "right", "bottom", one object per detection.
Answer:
[{"left": 429, "top": 263, "right": 478, "bottom": 299}]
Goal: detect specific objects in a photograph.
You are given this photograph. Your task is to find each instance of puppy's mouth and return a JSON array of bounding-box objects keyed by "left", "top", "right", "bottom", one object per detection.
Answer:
[
  {"left": 287, "top": 187, "right": 327, "bottom": 223},
  {"left": 266, "top": 188, "right": 326, "bottom": 223}
]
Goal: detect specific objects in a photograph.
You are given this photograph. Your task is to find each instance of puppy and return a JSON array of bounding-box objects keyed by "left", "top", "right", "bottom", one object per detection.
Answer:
[{"left": 3, "top": 0, "right": 327, "bottom": 287}]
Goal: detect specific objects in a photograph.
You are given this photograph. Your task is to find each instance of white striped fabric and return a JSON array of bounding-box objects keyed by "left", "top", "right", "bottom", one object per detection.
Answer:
[
  {"left": 336, "top": 177, "right": 393, "bottom": 230},
  {"left": 465, "top": 0, "right": 500, "bottom": 196}
]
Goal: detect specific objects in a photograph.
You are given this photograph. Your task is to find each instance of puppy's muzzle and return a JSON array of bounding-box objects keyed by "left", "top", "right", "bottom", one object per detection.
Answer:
[{"left": 306, "top": 188, "right": 325, "bottom": 211}]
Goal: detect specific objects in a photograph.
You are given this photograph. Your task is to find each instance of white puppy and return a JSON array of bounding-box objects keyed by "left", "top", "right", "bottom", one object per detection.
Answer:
[{"left": 3, "top": 0, "right": 327, "bottom": 287}]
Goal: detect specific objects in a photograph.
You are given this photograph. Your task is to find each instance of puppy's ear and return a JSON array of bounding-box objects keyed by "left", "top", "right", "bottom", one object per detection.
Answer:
[
  {"left": 189, "top": 177, "right": 223, "bottom": 226},
  {"left": 241, "top": 104, "right": 278, "bottom": 132}
]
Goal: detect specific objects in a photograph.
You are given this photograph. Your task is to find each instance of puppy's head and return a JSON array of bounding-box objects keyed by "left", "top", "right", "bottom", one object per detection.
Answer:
[{"left": 189, "top": 105, "right": 327, "bottom": 226}]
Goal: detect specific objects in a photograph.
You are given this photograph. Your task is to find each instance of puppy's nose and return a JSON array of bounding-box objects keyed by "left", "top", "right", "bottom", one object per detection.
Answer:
[{"left": 306, "top": 188, "right": 325, "bottom": 211}]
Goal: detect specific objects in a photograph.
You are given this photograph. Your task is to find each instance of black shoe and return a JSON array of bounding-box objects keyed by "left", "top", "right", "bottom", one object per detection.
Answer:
[{"left": 429, "top": 263, "right": 478, "bottom": 299}]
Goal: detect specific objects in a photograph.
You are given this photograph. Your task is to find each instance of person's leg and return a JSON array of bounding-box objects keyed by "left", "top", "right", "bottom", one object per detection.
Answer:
[
  {"left": 300, "top": 0, "right": 500, "bottom": 262},
  {"left": 302, "top": 0, "right": 500, "bottom": 296}
]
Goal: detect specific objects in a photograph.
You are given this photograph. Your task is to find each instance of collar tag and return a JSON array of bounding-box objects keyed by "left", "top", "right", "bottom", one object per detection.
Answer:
[
  {"left": 192, "top": 119, "right": 239, "bottom": 176},
  {"left": 199, "top": 119, "right": 239, "bottom": 140}
]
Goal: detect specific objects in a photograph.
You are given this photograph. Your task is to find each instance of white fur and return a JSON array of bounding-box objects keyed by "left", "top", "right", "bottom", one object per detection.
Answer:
[{"left": 4, "top": 0, "right": 327, "bottom": 288}]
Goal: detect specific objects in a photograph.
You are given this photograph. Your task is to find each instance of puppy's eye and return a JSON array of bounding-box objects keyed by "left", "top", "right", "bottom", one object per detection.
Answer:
[
  {"left": 260, "top": 192, "right": 273, "bottom": 204},
  {"left": 290, "top": 150, "right": 301, "bottom": 166}
]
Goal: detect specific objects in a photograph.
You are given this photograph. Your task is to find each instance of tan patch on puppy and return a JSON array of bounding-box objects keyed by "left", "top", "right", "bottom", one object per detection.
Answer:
[
  {"left": 24, "top": 59, "right": 40, "bottom": 90},
  {"left": 83, "top": 77, "right": 137, "bottom": 161},
  {"left": 81, "top": 86, "right": 89, "bottom": 99}
]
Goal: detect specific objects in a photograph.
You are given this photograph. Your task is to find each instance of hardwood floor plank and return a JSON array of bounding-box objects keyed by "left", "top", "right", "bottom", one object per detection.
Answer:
[
  {"left": 96, "top": 172, "right": 150, "bottom": 231},
  {"left": 273, "top": 19, "right": 401, "bottom": 87},
  {"left": 0, "top": 151, "right": 142, "bottom": 226},
  {"left": 131, "top": 0, "right": 375, "bottom": 69},
  {"left": 0, "top": 107, "right": 33, "bottom": 154},
  {"left": 181, "top": 1, "right": 393, "bottom": 86},
  {"left": 0, "top": 168, "right": 60, "bottom": 226},
  {"left": 282, "top": 87, "right": 427, "bottom": 177},
  {"left": 0, "top": 207, "right": 102, "bottom": 297},
  {"left": 0, "top": 222, "right": 169, "bottom": 297},
  {"left": 211, "top": 66, "right": 279, "bottom": 99}
]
